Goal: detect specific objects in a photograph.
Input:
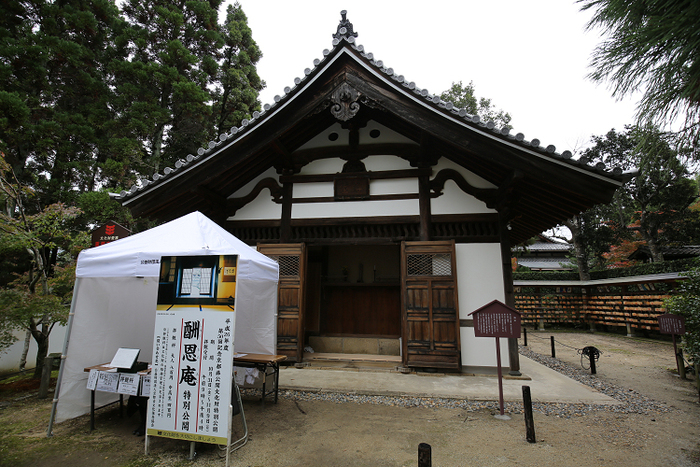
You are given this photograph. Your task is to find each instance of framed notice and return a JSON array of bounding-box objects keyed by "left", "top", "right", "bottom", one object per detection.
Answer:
[
  {"left": 146, "top": 255, "right": 237, "bottom": 447},
  {"left": 146, "top": 308, "right": 234, "bottom": 445}
]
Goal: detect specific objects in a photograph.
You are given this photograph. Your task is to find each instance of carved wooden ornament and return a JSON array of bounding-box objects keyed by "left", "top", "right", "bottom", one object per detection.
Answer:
[{"left": 330, "top": 82, "right": 360, "bottom": 121}]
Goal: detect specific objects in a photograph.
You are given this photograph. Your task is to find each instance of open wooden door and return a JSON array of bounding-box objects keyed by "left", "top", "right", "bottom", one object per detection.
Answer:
[
  {"left": 257, "top": 243, "right": 307, "bottom": 362},
  {"left": 401, "top": 241, "right": 461, "bottom": 370}
]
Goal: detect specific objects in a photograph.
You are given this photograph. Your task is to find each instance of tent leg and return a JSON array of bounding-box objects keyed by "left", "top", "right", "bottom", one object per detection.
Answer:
[{"left": 47, "top": 278, "right": 82, "bottom": 437}]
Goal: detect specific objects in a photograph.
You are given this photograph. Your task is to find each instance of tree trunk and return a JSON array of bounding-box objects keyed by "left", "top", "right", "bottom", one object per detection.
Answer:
[
  {"left": 637, "top": 211, "right": 664, "bottom": 262},
  {"left": 31, "top": 321, "right": 50, "bottom": 379},
  {"left": 19, "top": 329, "right": 31, "bottom": 372},
  {"left": 564, "top": 216, "right": 590, "bottom": 281}
]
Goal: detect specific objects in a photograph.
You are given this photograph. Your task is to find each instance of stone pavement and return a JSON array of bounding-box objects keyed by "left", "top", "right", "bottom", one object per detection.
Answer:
[{"left": 278, "top": 355, "right": 617, "bottom": 404}]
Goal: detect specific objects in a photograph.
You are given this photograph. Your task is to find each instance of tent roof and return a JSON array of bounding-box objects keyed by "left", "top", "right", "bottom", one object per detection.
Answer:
[
  {"left": 114, "top": 13, "right": 632, "bottom": 245},
  {"left": 76, "top": 211, "right": 276, "bottom": 278}
]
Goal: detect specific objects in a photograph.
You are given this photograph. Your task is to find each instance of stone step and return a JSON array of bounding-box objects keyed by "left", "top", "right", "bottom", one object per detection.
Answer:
[{"left": 301, "top": 352, "right": 404, "bottom": 372}]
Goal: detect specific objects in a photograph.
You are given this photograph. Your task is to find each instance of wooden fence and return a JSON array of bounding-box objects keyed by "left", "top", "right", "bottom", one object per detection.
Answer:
[{"left": 513, "top": 274, "right": 682, "bottom": 334}]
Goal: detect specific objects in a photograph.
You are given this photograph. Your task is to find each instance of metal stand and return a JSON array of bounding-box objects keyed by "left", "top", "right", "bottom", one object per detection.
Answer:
[{"left": 219, "top": 383, "right": 248, "bottom": 466}]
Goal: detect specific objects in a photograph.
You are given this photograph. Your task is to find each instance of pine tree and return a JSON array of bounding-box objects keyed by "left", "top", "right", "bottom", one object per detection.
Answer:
[
  {"left": 211, "top": 2, "right": 264, "bottom": 138},
  {"left": 580, "top": 0, "right": 700, "bottom": 147},
  {"left": 0, "top": 0, "right": 121, "bottom": 204},
  {"left": 114, "top": 0, "right": 225, "bottom": 173}
]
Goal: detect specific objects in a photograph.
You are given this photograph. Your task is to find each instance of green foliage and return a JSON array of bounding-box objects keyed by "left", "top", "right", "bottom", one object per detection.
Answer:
[
  {"left": 115, "top": 0, "right": 226, "bottom": 171},
  {"left": 579, "top": 0, "right": 700, "bottom": 148},
  {"left": 665, "top": 267, "right": 700, "bottom": 361},
  {"left": 0, "top": 0, "right": 125, "bottom": 202},
  {"left": 0, "top": 154, "right": 83, "bottom": 372},
  {"left": 513, "top": 256, "right": 700, "bottom": 281},
  {"left": 581, "top": 125, "right": 700, "bottom": 262},
  {"left": 440, "top": 81, "right": 512, "bottom": 129},
  {"left": 211, "top": 3, "right": 264, "bottom": 137}
]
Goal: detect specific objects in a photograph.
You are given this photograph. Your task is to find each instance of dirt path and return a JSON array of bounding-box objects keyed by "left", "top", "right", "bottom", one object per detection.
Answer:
[{"left": 1, "top": 331, "right": 699, "bottom": 467}]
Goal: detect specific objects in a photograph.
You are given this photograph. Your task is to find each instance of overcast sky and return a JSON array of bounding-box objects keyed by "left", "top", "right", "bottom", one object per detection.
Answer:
[{"left": 226, "top": 0, "right": 640, "bottom": 155}]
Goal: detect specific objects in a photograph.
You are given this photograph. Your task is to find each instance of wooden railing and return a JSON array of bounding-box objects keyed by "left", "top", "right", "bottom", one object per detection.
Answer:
[{"left": 513, "top": 273, "right": 684, "bottom": 333}]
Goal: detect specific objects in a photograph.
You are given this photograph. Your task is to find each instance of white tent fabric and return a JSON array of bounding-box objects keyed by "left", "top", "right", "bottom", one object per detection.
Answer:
[{"left": 53, "top": 212, "right": 278, "bottom": 424}]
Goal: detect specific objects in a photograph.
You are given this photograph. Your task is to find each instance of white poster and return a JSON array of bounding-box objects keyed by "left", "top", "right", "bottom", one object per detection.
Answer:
[
  {"left": 146, "top": 308, "right": 234, "bottom": 445},
  {"left": 95, "top": 371, "right": 120, "bottom": 393},
  {"left": 141, "top": 375, "right": 151, "bottom": 397},
  {"left": 117, "top": 373, "right": 141, "bottom": 396},
  {"left": 146, "top": 254, "right": 237, "bottom": 446},
  {"left": 86, "top": 369, "right": 99, "bottom": 391}
]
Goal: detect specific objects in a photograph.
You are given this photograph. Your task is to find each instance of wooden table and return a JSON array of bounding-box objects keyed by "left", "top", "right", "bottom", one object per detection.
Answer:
[{"left": 233, "top": 354, "right": 287, "bottom": 405}]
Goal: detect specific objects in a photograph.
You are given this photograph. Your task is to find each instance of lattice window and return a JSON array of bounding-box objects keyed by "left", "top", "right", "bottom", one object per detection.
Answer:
[
  {"left": 269, "top": 255, "right": 300, "bottom": 277},
  {"left": 407, "top": 253, "right": 452, "bottom": 277}
]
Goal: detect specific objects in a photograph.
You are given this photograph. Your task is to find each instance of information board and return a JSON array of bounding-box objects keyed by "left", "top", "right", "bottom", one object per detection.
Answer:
[
  {"left": 470, "top": 300, "right": 521, "bottom": 339},
  {"left": 146, "top": 254, "right": 238, "bottom": 447},
  {"left": 658, "top": 313, "right": 686, "bottom": 335},
  {"left": 146, "top": 309, "right": 234, "bottom": 445}
]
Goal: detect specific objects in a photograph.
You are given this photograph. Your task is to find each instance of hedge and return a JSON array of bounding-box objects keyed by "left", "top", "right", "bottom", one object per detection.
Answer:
[{"left": 513, "top": 257, "right": 700, "bottom": 282}]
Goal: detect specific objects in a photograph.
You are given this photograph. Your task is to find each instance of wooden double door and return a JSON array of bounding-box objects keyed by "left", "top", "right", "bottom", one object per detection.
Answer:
[{"left": 259, "top": 241, "right": 461, "bottom": 369}]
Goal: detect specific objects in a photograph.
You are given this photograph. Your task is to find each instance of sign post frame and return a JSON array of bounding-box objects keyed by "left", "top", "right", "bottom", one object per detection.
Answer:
[
  {"left": 469, "top": 300, "right": 522, "bottom": 419},
  {"left": 658, "top": 313, "right": 687, "bottom": 378}
]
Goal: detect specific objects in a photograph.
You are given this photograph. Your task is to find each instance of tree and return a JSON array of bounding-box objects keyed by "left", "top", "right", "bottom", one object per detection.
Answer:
[
  {"left": 0, "top": 155, "right": 86, "bottom": 377},
  {"left": 440, "top": 81, "right": 512, "bottom": 129},
  {"left": 114, "top": 0, "right": 225, "bottom": 174},
  {"left": 665, "top": 267, "right": 700, "bottom": 365},
  {"left": 561, "top": 207, "right": 615, "bottom": 280},
  {"left": 210, "top": 3, "right": 264, "bottom": 138},
  {"left": 579, "top": 0, "right": 700, "bottom": 148},
  {"left": 0, "top": 0, "right": 125, "bottom": 204},
  {"left": 582, "top": 125, "right": 700, "bottom": 262}
]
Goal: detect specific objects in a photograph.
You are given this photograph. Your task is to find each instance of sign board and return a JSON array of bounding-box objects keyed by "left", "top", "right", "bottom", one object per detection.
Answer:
[
  {"left": 91, "top": 222, "right": 130, "bottom": 247},
  {"left": 469, "top": 300, "right": 521, "bottom": 339},
  {"left": 146, "top": 255, "right": 238, "bottom": 447},
  {"left": 658, "top": 313, "right": 686, "bottom": 335},
  {"left": 147, "top": 309, "right": 234, "bottom": 445}
]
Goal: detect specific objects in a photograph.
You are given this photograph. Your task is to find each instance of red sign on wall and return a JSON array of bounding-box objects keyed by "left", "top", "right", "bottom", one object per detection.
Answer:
[
  {"left": 91, "top": 222, "right": 131, "bottom": 247},
  {"left": 469, "top": 300, "right": 522, "bottom": 339},
  {"left": 658, "top": 313, "right": 686, "bottom": 335}
]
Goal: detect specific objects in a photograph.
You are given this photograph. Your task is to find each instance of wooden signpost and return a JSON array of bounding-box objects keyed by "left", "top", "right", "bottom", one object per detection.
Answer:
[
  {"left": 469, "top": 300, "right": 521, "bottom": 419},
  {"left": 658, "top": 313, "right": 686, "bottom": 378}
]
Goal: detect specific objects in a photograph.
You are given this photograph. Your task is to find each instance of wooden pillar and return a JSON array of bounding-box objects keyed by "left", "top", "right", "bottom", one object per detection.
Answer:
[
  {"left": 418, "top": 174, "right": 431, "bottom": 241},
  {"left": 280, "top": 181, "right": 293, "bottom": 243},
  {"left": 498, "top": 212, "right": 520, "bottom": 375}
]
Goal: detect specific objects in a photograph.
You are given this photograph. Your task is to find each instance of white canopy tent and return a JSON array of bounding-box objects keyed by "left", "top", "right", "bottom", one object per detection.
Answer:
[{"left": 48, "top": 212, "right": 279, "bottom": 430}]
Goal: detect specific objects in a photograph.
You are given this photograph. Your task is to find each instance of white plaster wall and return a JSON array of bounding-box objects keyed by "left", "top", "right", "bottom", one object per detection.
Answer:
[
  {"left": 431, "top": 158, "right": 497, "bottom": 215},
  {"left": 293, "top": 181, "right": 334, "bottom": 198},
  {"left": 432, "top": 181, "right": 495, "bottom": 215},
  {"left": 371, "top": 178, "right": 417, "bottom": 195},
  {"left": 363, "top": 155, "right": 413, "bottom": 172},
  {"left": 228, "top": 155, "right": 494, "bottom": 222},
  {"left": 455, "top": 243, "right": 509, "bottom": 368},
  {"left": 435, "top": 158, "right": 497, "bottom": 189},
  {"left": 461, "top": 328, "right": 511, "bottom": 368},
  {"left": 232, "top": 195, "right": 283, "bottom": 220},
  {"left": 456, "top": 243, "right": 505, "bottom": 317},
  {"left": 293, "top": 199, "right": 419, "bottom": 218},
  {"left": 229, "top": 167, "right": 283, "bottom": 221},
  {"left": 299, "top": 158, "right": 344, "bottom": 175},
  {"left": 0, "top": 326, "right": 67, "bottom": 373}
]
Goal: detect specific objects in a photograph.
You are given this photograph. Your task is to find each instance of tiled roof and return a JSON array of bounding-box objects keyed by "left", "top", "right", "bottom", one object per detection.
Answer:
[
  {"left": 518, "top": 257, "right": 573, "bottom": 270},
  {"left": 114, "top": 11, "right": 632, "bottom": 203}
]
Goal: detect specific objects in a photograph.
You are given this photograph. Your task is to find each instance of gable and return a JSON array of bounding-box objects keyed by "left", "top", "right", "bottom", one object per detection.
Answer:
[{"left": 116, "top": 17, "right": 630, "bottom": 245}]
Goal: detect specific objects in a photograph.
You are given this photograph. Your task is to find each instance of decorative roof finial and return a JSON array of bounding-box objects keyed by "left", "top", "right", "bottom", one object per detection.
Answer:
[{"left": 333, "top": 10, "right": 358, "bottom": 41}]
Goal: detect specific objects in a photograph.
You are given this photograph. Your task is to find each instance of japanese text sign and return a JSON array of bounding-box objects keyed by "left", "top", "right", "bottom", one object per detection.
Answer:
[
  {"left": 658, "top": 313, "right": 686, "bottom": 335},
  {"left": 146, "top": 309, "right": 234, "bottom": 445},
  {"left": 469, "top": 300, "right": 521, "bottom": 339}
]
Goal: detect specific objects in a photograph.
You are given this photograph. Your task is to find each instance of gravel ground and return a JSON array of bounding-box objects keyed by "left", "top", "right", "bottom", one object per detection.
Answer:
[
  {"left": 2, "top": 331, "right": 699, "bottom": 467},
  {"left": 268, "top": 344, "right": 674, "bottom": 419}
]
